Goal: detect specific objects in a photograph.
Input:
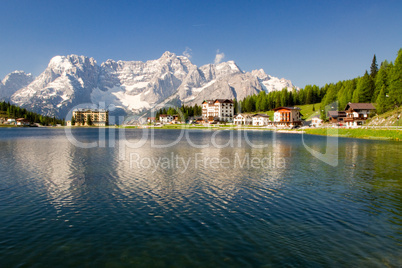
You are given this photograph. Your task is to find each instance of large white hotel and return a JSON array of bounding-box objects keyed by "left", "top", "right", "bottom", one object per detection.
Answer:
[{"left": 202, "top": 99, "right": 234, "bottom": 122}]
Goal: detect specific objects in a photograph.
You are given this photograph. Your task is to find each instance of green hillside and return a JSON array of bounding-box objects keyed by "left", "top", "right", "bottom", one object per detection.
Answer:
[
  {"left": 366, "top": 107, "right": 402, "bottom": 126},
  {"left": 295, "top": 103, "right": 321, "bottom": 120}
]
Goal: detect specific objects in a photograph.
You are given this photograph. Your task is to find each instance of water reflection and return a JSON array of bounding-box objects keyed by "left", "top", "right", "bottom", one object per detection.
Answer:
[{"left": 0, "top": 128, "right": 401, "bottom": 267}]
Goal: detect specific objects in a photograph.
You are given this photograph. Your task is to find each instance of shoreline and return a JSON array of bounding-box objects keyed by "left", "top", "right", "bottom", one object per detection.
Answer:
[
  {"left": 299, "top": 128, "right": 401, "bottom": 141},
  {"left": 2, "top": 124, "right": 401, "bottom": 141}
]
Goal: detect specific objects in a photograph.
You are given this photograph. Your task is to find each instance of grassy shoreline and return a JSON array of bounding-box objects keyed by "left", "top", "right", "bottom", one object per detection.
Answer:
[
  {"left": 2, "top": 124, "right": 401, "bottom": 141},
  {"left": 300, "top": 128, "right": 401, "bottom": 141},
  {"left": 118, "top": 125, "right": 402, "bottom": 141}
]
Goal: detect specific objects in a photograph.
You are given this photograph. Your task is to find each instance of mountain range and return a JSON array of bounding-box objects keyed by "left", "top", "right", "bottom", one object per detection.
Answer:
[{"left": 1, "top": 52, "right": 298, "bottom": 118}]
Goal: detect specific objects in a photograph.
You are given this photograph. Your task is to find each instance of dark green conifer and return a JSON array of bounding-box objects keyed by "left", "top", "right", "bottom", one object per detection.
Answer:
[{"left": 370, "top": 54, "right": 378, "bottom": 78}]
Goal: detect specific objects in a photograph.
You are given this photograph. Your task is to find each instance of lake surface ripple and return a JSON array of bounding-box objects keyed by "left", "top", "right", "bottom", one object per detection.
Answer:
[{"left": 0, "top": 128, "right": 401, "bottom": 267}]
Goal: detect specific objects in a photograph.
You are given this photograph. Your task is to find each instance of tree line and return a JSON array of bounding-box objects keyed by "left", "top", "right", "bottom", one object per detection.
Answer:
[
  {"left": 234, "top": 84, "right": 323, "bottom": 114},
  {"left": 234, "top": 48, "right": 402, "bottom": 118},
  {"left": 319, "top": 49, "right": 401, "bottom": 116},
  {"left": 155, "top": 104, "right": 202, "bottom": 121},
  {"left": 0, "top": 101, "right": 64, "bottom": 126}
]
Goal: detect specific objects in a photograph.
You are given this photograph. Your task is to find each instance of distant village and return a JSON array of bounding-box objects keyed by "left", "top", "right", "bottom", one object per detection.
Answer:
[
  {"left": 1, "top": 99, "right": 376, "bottom": 128},
  {"left": 147, "top": 99, "right": 376, "bottom": 128}
]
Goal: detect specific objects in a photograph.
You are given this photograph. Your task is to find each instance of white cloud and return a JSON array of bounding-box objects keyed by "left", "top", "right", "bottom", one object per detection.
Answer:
[
  {"left": 182, "top": 47, "right": 192, "bottom": 59},
  {"left": 214, "top": 49, "right": 225, "bottom": 64}
]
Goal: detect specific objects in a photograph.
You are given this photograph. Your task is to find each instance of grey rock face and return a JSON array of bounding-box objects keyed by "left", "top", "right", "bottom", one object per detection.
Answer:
[
  {"left": 11, "top": 55, "right": 99, "bottom": 117},
  {"left": 0, "top": 71, "right": 34, "bottom": 101},
  {"left": 6, "top": 52, "right": 298, "bottom": 118}
]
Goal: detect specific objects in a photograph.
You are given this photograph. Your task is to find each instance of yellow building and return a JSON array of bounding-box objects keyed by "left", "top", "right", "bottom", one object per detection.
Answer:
[{"left": 72, "top": 109, "right": 108, "bottom": 126}]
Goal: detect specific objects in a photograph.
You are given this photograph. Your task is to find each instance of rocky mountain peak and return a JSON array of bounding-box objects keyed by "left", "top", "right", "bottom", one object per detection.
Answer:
[
  {"left": 48, "top": 55, "right": 97, "bottom": 74},
  {"left": 0, "top": 71, "right": 34, "bottom": 101},
  {"left": 4, "top": 52, "right": 298, "bottom": 118},
  {"left": 251, "top": 69, "right": 268, "bottom": 79}
]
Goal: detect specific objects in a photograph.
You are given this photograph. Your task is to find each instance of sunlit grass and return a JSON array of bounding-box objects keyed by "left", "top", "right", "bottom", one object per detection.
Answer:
[
  {"left": 295, "top": 103, "right": 321, "bottom": 120},
  {"left": 303, "top": 128, "right": 402, "bottom": 141}
]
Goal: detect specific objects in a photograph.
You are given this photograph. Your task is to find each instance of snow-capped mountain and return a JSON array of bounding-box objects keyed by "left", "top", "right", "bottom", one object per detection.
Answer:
[
  {"left": 5, "top": 52, "right": 298, "bottom": 118},
  {"left": 251, "top": 69, "right": 296, "bottom": 93},
  {"left": 0, "top": 71, "right": 34, "bottom": 102},
  {"left": 11, "top": 55, "right": 99, "bottom": 117}
]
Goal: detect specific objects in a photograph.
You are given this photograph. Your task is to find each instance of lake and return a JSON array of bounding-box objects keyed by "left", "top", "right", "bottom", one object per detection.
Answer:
[{"left": 0, "top": 128, "right": 401, "bottom": 267}]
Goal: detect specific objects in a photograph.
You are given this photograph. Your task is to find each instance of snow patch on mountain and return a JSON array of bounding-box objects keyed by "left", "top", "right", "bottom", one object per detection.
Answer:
[
  {"left": 0, "top": 71, "right": 34, "bottom": 101},
  {"left": 5, "top": 52, "right": 298, "bottom": 118},
  {"left": 91, "top": 86, "right": 151, "bottom": 112},
  {"left": 251, "top": 69, "right": 297, "bottom": 92}
]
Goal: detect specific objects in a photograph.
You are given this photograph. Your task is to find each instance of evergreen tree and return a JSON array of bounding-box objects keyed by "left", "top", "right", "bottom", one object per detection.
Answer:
[
  {"left": 71, "top": 115, "right": 76, "bottom": 126},
  {"left": 260, "top": 96, "right": 268, "bottom": 112},
  {"left": 321, "top": 83, "right": 339, "bottom": 108},
  {"left": 320, "top": 106, "right": 326, "bottom": 120},
  {"left": 375, "top": 85, "right": 387, "bottom": 114},
  {"left": 373, "top": 64, "right": 389, "bottom": 101},
  {"left": 387, "top": 49, "right": 402, "bottom": 109},
  {"left": 352, "top": 88, "right": 360, "bottom": 103},
  {"left": 233, "top": 98, "right": 239, "bottom": 114},
  {"left": 87, "top": 114, "right": 92, "bottom": 126},
  {"left": 305, "top": 85, "right": 313, "bottom": 104},
  {"left": 246, "top": 96, "right": 255, "bottom": 112},
  {"left": 355, "top": 71, "right": 375, "bottom": 102},
  {"left": 370, "top": 54, "right": 378, "bottom": 78},
  {"left": 280, "top": 88, "right": 288, "bottom": 107},
  {"left": 292, "top": 88, "right": 298, "bottom": 105}
]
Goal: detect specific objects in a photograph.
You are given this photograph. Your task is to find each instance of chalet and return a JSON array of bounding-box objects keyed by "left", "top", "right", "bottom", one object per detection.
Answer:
[
  {"left": 328, "top": 111, "right": 346, "bottom": 125},
  {"left": 189, "top": 116, "right": 203, "bottom": 124},
  {"left": 343, "top": 103, "right": 375, "bottom": 127},
  {"left": 147, "top": 117, "right": 156, "bottom": 123},
  {"left": 172, "top": 115, "right": 180, "bottom": 124},
  {"left": 202, "top": 99, "right": 234, "bottom": 122},
  {"left": 310, "top": 116, "right": 323, "bottom": 127},
  {"left": 7, "top": 118, "right": 16, "bottom": 124},
  {"left": 252, "top": 114, "right": 271, "bottom": 126},
  {"left": 273, "top": 107, "right": 302, "bottom": 127},
  {"left": 16, "top": 118, "right": 30, "bottom": 126},
  {"left": 159, "top": 114, "right": 173, "bottom": 124},
  {"left": 233, "top": 114, "right": 253, "bottom": 125}
]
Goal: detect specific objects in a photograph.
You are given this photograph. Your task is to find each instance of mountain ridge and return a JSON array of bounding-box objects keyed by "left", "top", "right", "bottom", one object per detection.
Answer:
[{"left": 2, "top": 52, "right": 298, "bottom": 118}]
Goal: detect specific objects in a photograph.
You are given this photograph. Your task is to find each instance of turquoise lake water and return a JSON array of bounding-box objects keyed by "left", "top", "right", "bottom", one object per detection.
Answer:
[{"left": 0, "top": 128, "right": 401, "bottom": 267}]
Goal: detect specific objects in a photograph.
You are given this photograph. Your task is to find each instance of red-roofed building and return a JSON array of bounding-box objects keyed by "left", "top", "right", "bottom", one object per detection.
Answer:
[
  {"left": 273, "top": 107, "right": 302, "bottom": 127},
  {"left": 16, "top": 118, "right": 30, "bottom": 126},
  {"left": 147, "top": 117, "right": 156, "bottom": 123},
  {"left": 343, "top": 102, "right": 376, "bottom": 127}
]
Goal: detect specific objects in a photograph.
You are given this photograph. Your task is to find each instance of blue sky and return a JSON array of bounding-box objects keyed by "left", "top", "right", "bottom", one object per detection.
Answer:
[{"left": 1, "top": 0, "right": 401, "bottom": 87}]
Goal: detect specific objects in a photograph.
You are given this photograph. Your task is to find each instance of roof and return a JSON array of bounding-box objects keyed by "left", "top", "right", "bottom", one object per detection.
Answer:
[
  {"left": 252, "top": 114, "right": 270, "bottom": 118},
  {"left": 345, "top": 103, "right": 376, "bottom": 111},
  {"left": 328, "top": 111, "right": 346, "bottom": 118},
  {"left": 214, "top": 99, "right": 233, "bottom": 104},
  {"left": 73, "top": 108, "right": 108, "bottom": 112},
  {"left": 273, "top": 107, "right": 301, "bottom": 111},
  {"left": 235, "top": 113, "right": 252, "bottom": 117}
]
